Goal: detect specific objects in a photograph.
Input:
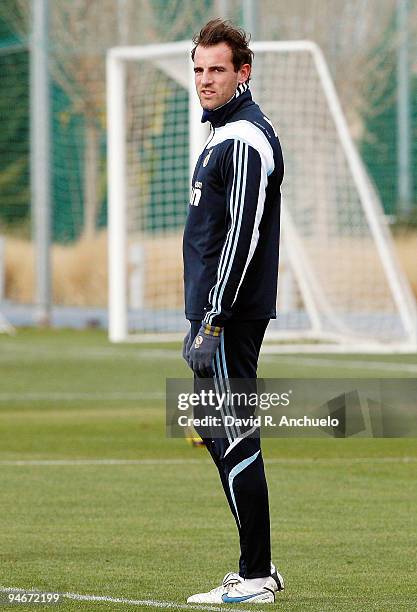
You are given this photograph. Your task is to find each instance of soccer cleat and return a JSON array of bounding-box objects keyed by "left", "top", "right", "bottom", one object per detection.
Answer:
[
  {"left": 270, "top": 562, "right": 285, "bottom": 592},
  {"left": 186, "top": 565, "right": 284, "bottom": 604},
  {"left": 187, "top": 572, "right": 243, "bottom": 603},
  {"left": 221, "top": 570, "right": 284, "bottom": 604}
]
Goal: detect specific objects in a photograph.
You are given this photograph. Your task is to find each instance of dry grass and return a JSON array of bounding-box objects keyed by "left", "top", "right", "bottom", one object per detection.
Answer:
[
  {"left": 392, "top": 230, "right": 417, "bottom": 298},
  {"left": 4, "top": 237, "right": 35, "bottom": 303},
  {"left": 3, "top": 230, "right": 417, "bottom": 307},
  {"left": 5, "top": 233, "right": 108, "bottom": 306},
  {"left": 53, "top": 232, "right": 108, "bottom": 306},
  {"left": 4, "top": 231, "right": 183, "bottom": 307}
]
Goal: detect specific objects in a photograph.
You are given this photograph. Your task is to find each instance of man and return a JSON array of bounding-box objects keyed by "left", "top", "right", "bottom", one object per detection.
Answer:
[{"left": 182, "top": 18, "right": 284, "bottom": 605}]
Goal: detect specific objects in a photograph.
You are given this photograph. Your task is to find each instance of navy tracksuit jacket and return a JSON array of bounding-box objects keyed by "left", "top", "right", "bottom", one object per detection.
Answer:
[
  {"left": 183, "top": 83, "right": 284, "bottom": 326},
  {"left": 183, "top": 83, "right": 284, "bottom": 580}
]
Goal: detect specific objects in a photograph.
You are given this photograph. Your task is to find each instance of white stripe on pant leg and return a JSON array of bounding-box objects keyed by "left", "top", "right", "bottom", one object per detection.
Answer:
[
  {"left": 215, "top": 344, "right": 238, "bottom": 440},
  {"left": 220, "top": 333, "right": 241, "bottom": 438},
  {"left": 223, "top": 425, "right": 259, "bottom": 458},
  {"left": 228, "top": 450, "right": 260, "bottom": 527},
  {"left": 217, "top": 336, "right": 239, "bottom": 440},
  {"left": 214, "top": 350, "right": 238, "bottom": 441},
  {"left": 213, "top": 355, "right": 233, "bottom": 444}
]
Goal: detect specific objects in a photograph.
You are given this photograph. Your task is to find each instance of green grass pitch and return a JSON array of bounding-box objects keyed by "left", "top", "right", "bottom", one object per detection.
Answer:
[{"left": 0, "top": 329, "right": 416, "bottom": 611}]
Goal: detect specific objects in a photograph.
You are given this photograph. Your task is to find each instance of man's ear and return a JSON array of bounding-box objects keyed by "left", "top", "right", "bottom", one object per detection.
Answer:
[{"left": 238, "top": 63, "right": 251, "bottom": 84}]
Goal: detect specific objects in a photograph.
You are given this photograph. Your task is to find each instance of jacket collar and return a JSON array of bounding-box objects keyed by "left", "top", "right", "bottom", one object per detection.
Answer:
[{"left": 201, "top": 82, "right": 253, "bottom": 128}]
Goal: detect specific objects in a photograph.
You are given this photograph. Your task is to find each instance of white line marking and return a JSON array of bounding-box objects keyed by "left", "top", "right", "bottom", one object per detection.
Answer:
[
  {"left": 0, "top": 457, "right": 415, "bottom": 467},
  {"left": 2, "top": 340, "right": 416, "bottom": 371},
  {"left": 0, "top": 391, "right": 164, "bottom": 401},
  {"left": 268, "top": 457, "right": 417, "bottom": 465},
  {"left": 261, "top": 354, "right": 417, "bottom": 373},
  {"left": 0, "top": 459, "right": 207, "bottom": 466},
  {"left": 0, "top": 345, "right": 180, "bottom": 361},
  {"left": 0, "top": 586, "right": 255, "bottom": 611}
]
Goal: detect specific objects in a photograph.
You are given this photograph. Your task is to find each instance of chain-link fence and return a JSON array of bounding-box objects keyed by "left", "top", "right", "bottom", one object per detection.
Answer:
[{"left": 0, "top": 0, "right": 416, "bottom": 316}]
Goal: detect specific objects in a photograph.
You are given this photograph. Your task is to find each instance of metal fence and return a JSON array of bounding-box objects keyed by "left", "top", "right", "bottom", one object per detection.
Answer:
[{"left": 0, "top": 0, "right": 415, "bottom": 322}]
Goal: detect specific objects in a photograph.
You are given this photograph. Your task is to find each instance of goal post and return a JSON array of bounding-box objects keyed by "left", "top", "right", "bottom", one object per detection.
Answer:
[
  {"left": 107, "top": 41, "right": 207, "bottom": 343},
  {"left": 106, "top": 40, "right": 417, "bottom": 351},
  {"left": 0, "top": 236, "right": 14, "bottom": 335}
]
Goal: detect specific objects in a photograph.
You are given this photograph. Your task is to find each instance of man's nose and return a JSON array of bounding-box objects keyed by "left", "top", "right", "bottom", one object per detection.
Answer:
[{"left": 201, "top": 70, "right": 213, "bottom": 85}]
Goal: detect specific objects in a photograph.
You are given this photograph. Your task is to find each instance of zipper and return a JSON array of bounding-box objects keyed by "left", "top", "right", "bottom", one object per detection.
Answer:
[{"left": 207, "top": 123, "right": 215, "bottom": 147}]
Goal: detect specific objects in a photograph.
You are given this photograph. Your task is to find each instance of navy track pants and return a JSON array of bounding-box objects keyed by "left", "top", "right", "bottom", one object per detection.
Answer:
[{"left": 191, "top": 319, "right": 271, "bottom": 579}]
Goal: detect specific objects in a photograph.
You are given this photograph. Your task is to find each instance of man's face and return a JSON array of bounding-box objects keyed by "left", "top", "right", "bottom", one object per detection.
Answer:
[{"left": 193, "top": 42, "right": 250, "bottom": 110}]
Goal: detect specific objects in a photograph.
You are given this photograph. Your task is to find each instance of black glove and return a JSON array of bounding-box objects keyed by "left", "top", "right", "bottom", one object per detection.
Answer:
[
  {"left": 182, "top": 328, "right": 193, "bottom": 365},
  {"left": 188, "top": 323, "right": 223, "bottom": 378}
]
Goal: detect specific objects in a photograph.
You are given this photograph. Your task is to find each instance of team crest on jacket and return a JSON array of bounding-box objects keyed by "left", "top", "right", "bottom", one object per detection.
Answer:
[{"left": 203, "top": 149, "right": 213, "bottom": 167}]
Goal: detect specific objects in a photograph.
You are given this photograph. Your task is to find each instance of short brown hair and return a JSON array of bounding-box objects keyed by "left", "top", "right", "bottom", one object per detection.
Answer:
[{"left": 191, "top": 19, "right": 254, "bottom": 74}]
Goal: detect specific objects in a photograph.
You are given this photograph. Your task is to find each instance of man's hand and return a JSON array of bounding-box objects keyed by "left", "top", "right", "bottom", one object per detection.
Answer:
[
  {"left": 188, "top": 323, "right": 223, "bottom": 378},
  {"left": 182, "top": 328, "right": 193, "bottom": 365}
]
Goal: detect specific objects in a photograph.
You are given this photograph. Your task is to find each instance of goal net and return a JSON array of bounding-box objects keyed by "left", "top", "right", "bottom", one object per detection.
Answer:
[{"left": 107, "top": 40, "right": 417, "bottom": 351}]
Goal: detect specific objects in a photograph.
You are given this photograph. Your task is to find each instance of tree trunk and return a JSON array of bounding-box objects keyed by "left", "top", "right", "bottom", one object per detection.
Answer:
[{"left": 83, "top": 121, "right": 99, "bottom": 238}]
